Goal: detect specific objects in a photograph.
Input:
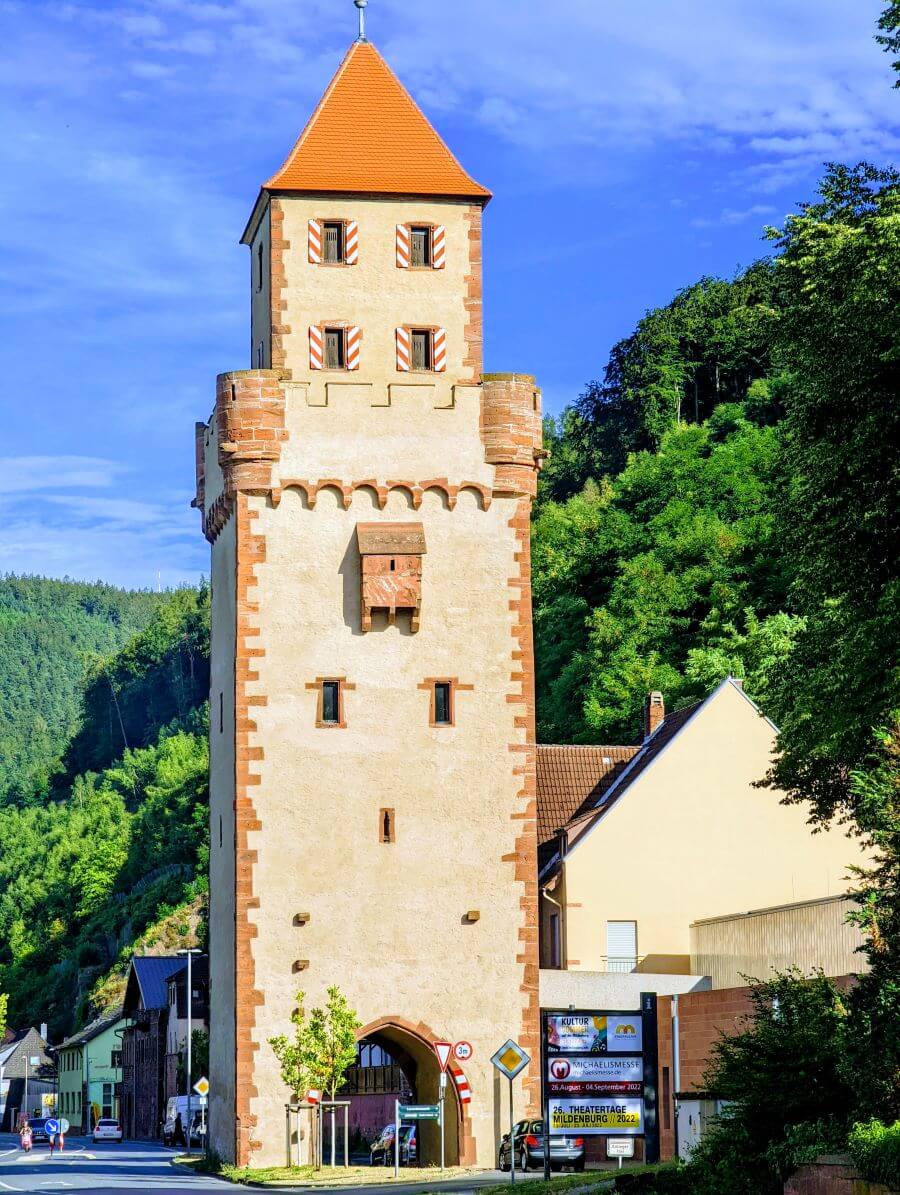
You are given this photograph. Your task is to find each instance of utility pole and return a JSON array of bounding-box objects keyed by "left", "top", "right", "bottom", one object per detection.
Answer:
[{"left": 177, "top": 949, "right": 203, "bottom": 1154}]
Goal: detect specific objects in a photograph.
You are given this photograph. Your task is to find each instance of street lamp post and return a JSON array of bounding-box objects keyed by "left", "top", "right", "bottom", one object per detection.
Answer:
[{"left": 177, "top": 949, "right": 203, "bottom": 1155}]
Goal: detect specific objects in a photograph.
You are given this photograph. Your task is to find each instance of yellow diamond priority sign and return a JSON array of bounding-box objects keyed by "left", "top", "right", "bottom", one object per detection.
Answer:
[
  {"left": 193, "top": 1076, "right": 210, "bottom": 1097},
  {"left": 491, "top": 1039, "right": 530, "bottom": 1080}
]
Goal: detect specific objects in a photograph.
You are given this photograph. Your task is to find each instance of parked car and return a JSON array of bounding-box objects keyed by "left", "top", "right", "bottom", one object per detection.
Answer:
[
  {"left": 27, "top": 1118, "right": 49, "bottom": 1144},
  {"left": 498, "top": 1119, "right": 585, "bottom": 1172},
  {"left": 370, "top": 1123, "right": 417, "bottom": 1166},
  {"left": 93, "top": 1118, "right": 123, "bottom": 1143},
  {"left": 189, "top": 1112, "right": 207, "bottom": 1148}
]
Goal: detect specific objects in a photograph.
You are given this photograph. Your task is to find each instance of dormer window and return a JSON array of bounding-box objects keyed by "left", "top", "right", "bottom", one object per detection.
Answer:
[{"left": 410, "top": 226, "right": 432, "bottom": 267}]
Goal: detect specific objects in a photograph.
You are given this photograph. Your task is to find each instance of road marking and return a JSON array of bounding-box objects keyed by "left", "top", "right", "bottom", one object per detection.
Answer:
[{"left": 0, "top": 1181, "right": 19, "bottom": 1191}]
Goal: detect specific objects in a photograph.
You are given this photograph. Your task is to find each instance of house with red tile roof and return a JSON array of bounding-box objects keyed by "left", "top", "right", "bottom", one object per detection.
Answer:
[{"left": 537, "top": 678, "right": 867, "bottom": 977}]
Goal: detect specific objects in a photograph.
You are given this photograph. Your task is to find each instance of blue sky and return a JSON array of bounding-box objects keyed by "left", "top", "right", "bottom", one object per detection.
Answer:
[{"left": 1, "top": 0, "right": 897, "bottom": 589}]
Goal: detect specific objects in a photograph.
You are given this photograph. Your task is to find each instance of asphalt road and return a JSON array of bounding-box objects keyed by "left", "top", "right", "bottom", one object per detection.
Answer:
[{"left": 0, "top": 1136, "right": 243, "bottom": 1193}]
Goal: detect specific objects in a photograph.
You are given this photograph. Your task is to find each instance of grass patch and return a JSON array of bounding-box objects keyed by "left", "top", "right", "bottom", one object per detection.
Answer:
[{"left": 174, "top": 1154, "right": 679, "bottom": 1191}]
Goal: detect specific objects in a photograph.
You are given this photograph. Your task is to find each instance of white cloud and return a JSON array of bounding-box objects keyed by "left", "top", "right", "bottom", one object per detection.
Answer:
[
  {"left": 0, "top": 456, "right": 125, "bottom": 494},
  {"left": 691, "top": 203, "right": 777, "bottom": 229}
]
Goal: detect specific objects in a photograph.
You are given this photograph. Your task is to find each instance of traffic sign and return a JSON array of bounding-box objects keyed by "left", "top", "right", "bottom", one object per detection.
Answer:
[
  {"left": 399, "top": 1103, "right": 440, "bottom": 1121},
  {"left": 491, "top": 1039, "right": 530, "bottom": 1080},
  {"left": 59, "top": 1119, "right": 70, "bottom": 1136},
  {"left": 433, "top": 1041, "right": 452, "bottom": 1072},
  {"left": 306, "top": 1089, "right": 322, "bottom": 1105},
  {"left": 193, "top": 1076, "right": 210, "bottom": 1097},
  {"left": 453, "top": 1040, "right": 473, "bottom": 1062},
  {"left": 44, "top": 1119, "right": 59, "bottom": 1136}
]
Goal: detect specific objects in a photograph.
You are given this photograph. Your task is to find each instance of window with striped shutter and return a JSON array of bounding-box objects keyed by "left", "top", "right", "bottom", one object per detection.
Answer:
[
  {"left": 396, "top": 224, "right": 410, "bottom": 269},
  {"left": 346, "top": 326, "right": 361, "bottom": 371},
  {"left": 396, "top": 326, "right": 411, "bottom": 371},
  {"left": 345, "top": 220, "right": 359, "bottom": 265},
  {"left": 432, "top": 225, "right": 446, "bottom": 269},
  {"left": 432, "top": 327, "right": 447, "bottom": 372},
  {"left": 309, "top": 325, "right": 324, "bottom": 370},
  {"left": 308, "top": 220, "right": 323, "bottom": 264}
]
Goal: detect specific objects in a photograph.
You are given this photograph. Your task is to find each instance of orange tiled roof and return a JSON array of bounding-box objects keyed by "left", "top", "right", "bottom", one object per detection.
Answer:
[
  {"left": 264, "top": 41, "right": 491, "bottom": 200},
  {"left": 537, "top": 744, "right": 638, "bottom": 843}
]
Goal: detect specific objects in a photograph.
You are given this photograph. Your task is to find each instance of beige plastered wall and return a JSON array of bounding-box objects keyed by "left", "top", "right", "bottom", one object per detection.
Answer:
[
  {"left": 275, "top": 194, "right": 475, "bottom": 395},
  {"left": 249, "top": 206, "right": 272, "bottom": 369},
  {"left": 561, "top": 682, "right": 866, "bottom": 974},
  {"left": 208, "top": 513, "right": 237, "bottom": 1161},
  {"left": 241, "top": 482, "right": 530, "bottom": 1168}
]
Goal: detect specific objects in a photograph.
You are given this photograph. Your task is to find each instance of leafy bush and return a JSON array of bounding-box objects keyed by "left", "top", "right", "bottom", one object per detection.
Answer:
[
  {"left": 848, "top": 1120, "right": 900, "bottom": 1188},
  {"left": 676, "top": 972, "right": 854, "bottom": 1195}
]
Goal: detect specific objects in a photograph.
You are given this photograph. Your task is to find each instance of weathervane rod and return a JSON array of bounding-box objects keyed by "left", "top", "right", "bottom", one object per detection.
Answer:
[{"left": 354, "top": 0, "right": 368, "bottom": 42}]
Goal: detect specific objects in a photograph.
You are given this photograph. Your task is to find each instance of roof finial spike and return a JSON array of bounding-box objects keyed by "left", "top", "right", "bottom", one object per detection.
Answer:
[{"left": 354, "top": 0, "right": 368, "bottom": 42}]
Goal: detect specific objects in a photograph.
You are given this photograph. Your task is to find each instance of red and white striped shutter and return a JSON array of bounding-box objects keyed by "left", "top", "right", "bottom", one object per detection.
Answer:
[
  {"left": 396, "top": 327, "right": 411, "bottom": 372},
  {"left": 432, "top": 327, "right": 447, "bottom": 372},
  {"left": 345, "top": 220, "right": 359, "bottom": 265},
  {"left": 309, "top": 325, "right": 324, "bottom": 370},
  {"left": 347, "top": 326, "right": 362, "bottom": 370},
  {"left": 308, "top": 219, "right": 323, "bottom": 264},
  {"left": 396, "top": 224, "right": 410, "bottom": 269},
  {"left": 432, "top": 225, "right": 446, "bottom": 269}
]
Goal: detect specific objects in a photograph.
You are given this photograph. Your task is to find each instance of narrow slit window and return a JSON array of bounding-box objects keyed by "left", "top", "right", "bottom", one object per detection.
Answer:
[
  {"left": 410, "top": 226, "right": 432, "bottom": 267},
  {"left": 219, "top": 691, "right": 223, "bottom": 733},
  {"left": 411, "top": 329, "right": 432, "bottom": 371},
  {"left": 322, "top": 680, "right": 341, "bottom": 725},
  {"left": 324, "top": 328, "right": 346, "bottom": 369},
  {"left": 434, "top": 681, "right": 452, "bottom": 726},
  {"left": 379, "top": 808, "right": 395, "bottom": 843},
  {"left": 256, "top": 241, "right": 264, "bottom": 291},
  {"left": 323, "top": 221, "right": 345, "bottom": 263}
]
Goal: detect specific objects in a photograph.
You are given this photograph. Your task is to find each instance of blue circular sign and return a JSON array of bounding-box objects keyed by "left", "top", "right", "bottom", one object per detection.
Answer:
[{"left": 44, "top": 1119, "right": 59, "bottom": 1135}]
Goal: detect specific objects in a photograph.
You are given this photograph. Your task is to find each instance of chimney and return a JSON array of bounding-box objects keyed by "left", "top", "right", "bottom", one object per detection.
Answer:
[
  {"left": 39, "top": 1022, "right": 48, "bottom": 1042},
  {"left": 643, "top": 691, "right": 665, "bottom": 739}
]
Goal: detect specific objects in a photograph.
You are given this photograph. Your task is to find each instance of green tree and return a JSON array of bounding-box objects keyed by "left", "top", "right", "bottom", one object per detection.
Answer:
[
  {"left": 0, "top": 991, "right": 7, "bottom": 1040},
  {"left": 764, "top": 163, "right": 900, "bottom": 825},
  {"left": 686, "top": 972, "right": 853, "bottom": 1194},
  {"left": 878, "top": 0, "right": 900, "bottom": 81},
  {"left": 270, "top": 986, "right": 360, "bottom": 1165}
]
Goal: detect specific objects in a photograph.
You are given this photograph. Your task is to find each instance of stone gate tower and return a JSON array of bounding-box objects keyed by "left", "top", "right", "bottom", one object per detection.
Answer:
[{"left": 194, "top": 34, "right": 542, "bottom": 1169}]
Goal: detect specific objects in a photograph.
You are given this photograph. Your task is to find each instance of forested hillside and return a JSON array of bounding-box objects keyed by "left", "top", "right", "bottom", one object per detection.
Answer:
[
  {"left": 0, "top": 587, "right": 210, "bottom": 1036},
  {"left": 0, "top": 577, "right": 163, "bottom": 802}
]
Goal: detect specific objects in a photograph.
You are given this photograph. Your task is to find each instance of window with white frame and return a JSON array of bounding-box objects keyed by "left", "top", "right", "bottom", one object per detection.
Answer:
[{"left": 605, "top": 920, "right": 638, "bottom": 972}]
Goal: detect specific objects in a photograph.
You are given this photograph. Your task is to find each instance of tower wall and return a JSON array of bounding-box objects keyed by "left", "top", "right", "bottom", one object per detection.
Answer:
[{"left": 199, "top": 360, "right": 542, "bottom": 1167}]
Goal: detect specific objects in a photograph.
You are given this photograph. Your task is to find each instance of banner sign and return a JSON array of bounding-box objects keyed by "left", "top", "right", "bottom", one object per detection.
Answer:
[
  {"left": 545, "top": 1013, "right": 643, "bottom": 1055},
  {"left": 541, "top": 998, "right": 659, "bottom": 1159},
  {"left": 547, "top": 1054, "right": 643, "bottom": 1095},
  {"left": 548, "top": 1098, "right": 643, "bottom": 1135}
]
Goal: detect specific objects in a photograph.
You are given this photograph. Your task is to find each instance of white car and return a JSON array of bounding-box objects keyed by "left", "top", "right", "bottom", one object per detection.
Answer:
[{"left": 93, "top": 1118, "right": 123, "bottom": 1143}]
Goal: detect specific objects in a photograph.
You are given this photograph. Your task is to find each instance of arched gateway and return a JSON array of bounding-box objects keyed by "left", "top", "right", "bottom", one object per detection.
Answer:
[{"left": 353, "top": 1018, "right": 475, "bottom": 1167}]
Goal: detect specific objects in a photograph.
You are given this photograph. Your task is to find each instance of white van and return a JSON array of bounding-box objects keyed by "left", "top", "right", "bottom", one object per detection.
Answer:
[{"left": 162, "top": 1096, "right": 190, "bottom": 1146}]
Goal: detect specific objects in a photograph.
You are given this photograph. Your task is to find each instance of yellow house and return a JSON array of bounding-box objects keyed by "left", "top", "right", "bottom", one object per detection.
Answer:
[{"left": 538, "top": 678, "right": 866, "bottom": 976}]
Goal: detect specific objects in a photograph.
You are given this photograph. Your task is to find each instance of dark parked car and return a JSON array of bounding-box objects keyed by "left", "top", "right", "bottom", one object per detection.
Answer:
[
  {"left": 27, "top": 1118, "right": 50, "bottom": 1144},
  {"left": 499, "top": 1119, "right": 584, "bottom": 1172},
  {"left": 370, "top": 1123, "right": 417, "bottom": 1166}
]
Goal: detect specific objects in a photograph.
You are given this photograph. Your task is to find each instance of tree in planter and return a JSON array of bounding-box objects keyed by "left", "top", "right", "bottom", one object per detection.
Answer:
[{"left": 270, "top": 986, "right": 360, "bottom": 1166}]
